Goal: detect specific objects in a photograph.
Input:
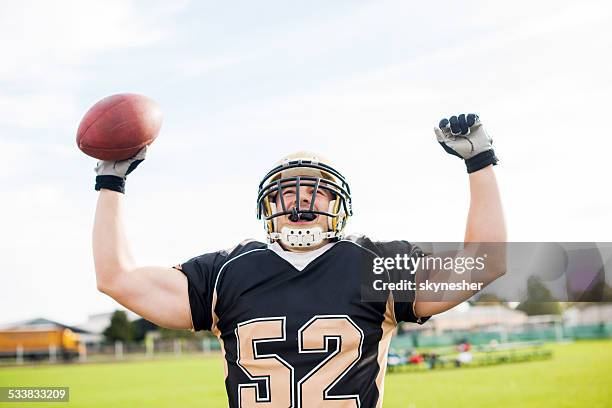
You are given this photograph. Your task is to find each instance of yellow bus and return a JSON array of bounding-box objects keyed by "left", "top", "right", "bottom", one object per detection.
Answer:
[{"left": 0, "top": 328, "right": 81, "bottom": 360}]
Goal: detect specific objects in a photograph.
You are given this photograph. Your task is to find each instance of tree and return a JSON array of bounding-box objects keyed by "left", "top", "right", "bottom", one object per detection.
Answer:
[
  {"left": 599, "top": 281, "right": 612, "bottom": 302},
  {"left": 516, "top": 276, "right": 562, "bottom": 315},
  {"left": 469, "top": 293, "right": 509, "bottom": 306},
  {"left": 132, "top": 318, "right": 159, "bottom": 342},
  {"left": 103, "top": 310, "right": 134, "bottom": 342}
]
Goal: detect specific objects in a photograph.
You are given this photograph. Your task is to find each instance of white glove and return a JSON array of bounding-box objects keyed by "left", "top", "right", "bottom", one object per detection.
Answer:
[
  {"left": 434, "top": 114, "right": 498, "bottom": 173},
  {"left": 94, "top": 147, "right": 147, "bottom": 193}
]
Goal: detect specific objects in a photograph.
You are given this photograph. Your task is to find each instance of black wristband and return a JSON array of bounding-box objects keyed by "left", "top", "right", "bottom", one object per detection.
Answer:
[
  {"left": 95, "top": 175, "right": 126, "bottom": 194},
  {"left": 465, "top": 149, "right": 498, "bottom": 174}
]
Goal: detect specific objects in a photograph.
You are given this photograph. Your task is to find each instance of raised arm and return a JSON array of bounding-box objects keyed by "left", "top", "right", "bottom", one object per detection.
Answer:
[
  {"left": 92, "top": 150, "right": 193, "bottom": 330},
  {"left": 464, "top": 165, "right": 506, "bottom": 242},
  {"left": 414, "top": 114, "right": 506, "bottom": 318}
]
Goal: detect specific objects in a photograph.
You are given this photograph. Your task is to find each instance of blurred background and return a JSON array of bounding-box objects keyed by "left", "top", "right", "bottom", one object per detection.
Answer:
[{"left": 0, "top": 0, "right": 611, "bottom": 407}]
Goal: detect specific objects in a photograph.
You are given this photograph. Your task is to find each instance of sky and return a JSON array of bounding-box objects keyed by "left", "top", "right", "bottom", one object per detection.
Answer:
[{"left": 1, "top": 0, "right": 611, "bottom": 326}]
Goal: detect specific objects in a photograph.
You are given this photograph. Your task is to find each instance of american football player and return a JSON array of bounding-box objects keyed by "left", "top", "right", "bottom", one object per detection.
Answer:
[{"left": 93, "top": 113, "right": 506, "bottom": 407}]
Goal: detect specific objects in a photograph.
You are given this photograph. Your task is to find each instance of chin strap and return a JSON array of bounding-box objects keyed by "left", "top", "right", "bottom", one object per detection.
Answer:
[{"left": 269, "top": 226, "right": 337, "bottom": 248}]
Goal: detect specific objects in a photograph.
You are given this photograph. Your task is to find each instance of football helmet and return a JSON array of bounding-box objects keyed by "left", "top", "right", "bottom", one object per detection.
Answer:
[{"left": 257, "top": 152, "right": 353, "bottom": 247}]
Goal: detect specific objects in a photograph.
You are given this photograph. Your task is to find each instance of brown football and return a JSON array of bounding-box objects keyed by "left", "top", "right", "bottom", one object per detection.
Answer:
[{"left": 76, "top": 93, "right": 163, "bottom": 161}]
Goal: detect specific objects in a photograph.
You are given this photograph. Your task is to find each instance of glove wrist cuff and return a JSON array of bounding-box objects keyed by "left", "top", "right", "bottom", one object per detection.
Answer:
[
  {"left": 95, "top": 175, "right": 126, "bottom": 194},
  {"left": 465, "top": 149, "right": 498, "bottom": 173}
]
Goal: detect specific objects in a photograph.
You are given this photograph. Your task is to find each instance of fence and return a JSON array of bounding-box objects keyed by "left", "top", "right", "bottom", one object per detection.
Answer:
[
  {"left": 83, "top": 337, "right": 222, "bottom": 361},
  {"left": 4, "top": 324, "right": 610, "bottom": 366},
  {"left": 391, "top": 323, "right": 612, "bottom": 350},
  {"left": 1, "top": 337, "right": 222, "bottom": 366}
]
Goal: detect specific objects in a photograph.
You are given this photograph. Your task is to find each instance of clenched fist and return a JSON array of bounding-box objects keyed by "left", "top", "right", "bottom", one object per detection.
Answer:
[{"left": 434, "top": 113, "right": 498, "bottom": 173}]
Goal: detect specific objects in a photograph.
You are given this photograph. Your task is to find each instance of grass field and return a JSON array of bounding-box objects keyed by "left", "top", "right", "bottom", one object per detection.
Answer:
[{"left": 1, "top": 340, "right": 610, "bottom": 407}]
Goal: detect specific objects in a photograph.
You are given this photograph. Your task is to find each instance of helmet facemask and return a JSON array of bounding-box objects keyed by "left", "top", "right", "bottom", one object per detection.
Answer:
[{"left": 257, "top": 159, "right": 352, "bottom": 249}]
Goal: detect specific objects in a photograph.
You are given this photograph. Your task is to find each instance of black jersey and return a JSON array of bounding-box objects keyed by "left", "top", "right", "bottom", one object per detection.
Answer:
[{"left": 177, "top": 235, "right": 429, "bottom": 408}]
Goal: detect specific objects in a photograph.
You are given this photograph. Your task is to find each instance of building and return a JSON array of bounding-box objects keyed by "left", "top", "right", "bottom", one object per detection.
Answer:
[
  {"left": 563, "top": 303, "right": 612, "bottom": 325},
  {"left": 401, "top": 305, "right": 528, "bottom": 335},
  {"left": 0, "top": 317, "right": 90, "bottom": 335}
]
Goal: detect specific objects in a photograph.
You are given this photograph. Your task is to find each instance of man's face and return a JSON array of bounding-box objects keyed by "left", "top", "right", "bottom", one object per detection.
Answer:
[{"left": 274, "top": 183, "right": 334, "bottom": 252}]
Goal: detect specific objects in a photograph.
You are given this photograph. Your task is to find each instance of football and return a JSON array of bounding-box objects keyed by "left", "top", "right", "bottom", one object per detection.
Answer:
[{"left": 76, "top": 93, "right": 163, "bottom": 161}]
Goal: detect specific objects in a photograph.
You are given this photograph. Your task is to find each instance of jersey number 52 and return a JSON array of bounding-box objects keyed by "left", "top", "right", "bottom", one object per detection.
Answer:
[{"left": 235, "top": 315, "right": 364, "bottom": 408}]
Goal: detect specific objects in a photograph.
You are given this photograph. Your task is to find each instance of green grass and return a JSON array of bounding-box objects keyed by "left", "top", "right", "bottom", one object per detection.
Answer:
[
  {"left": 1, "top": 340, "right": 611, "bottom": 407},
  {"left": 384, "top": 340, "right": 612, "bottom": 408}
]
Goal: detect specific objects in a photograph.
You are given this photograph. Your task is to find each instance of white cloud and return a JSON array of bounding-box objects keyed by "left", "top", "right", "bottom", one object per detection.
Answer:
[
  {"left": 0, "top": 0, "right": 167, "bottom": 80},
  {"left": 0, "top": 141, "right": 36, "bottom": 177},
  {"left": 0, "top": 0, "right": 187, "bottom": 131},
  {"left": 0, "top": 93, "right": 78, "bottom": 130}
]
